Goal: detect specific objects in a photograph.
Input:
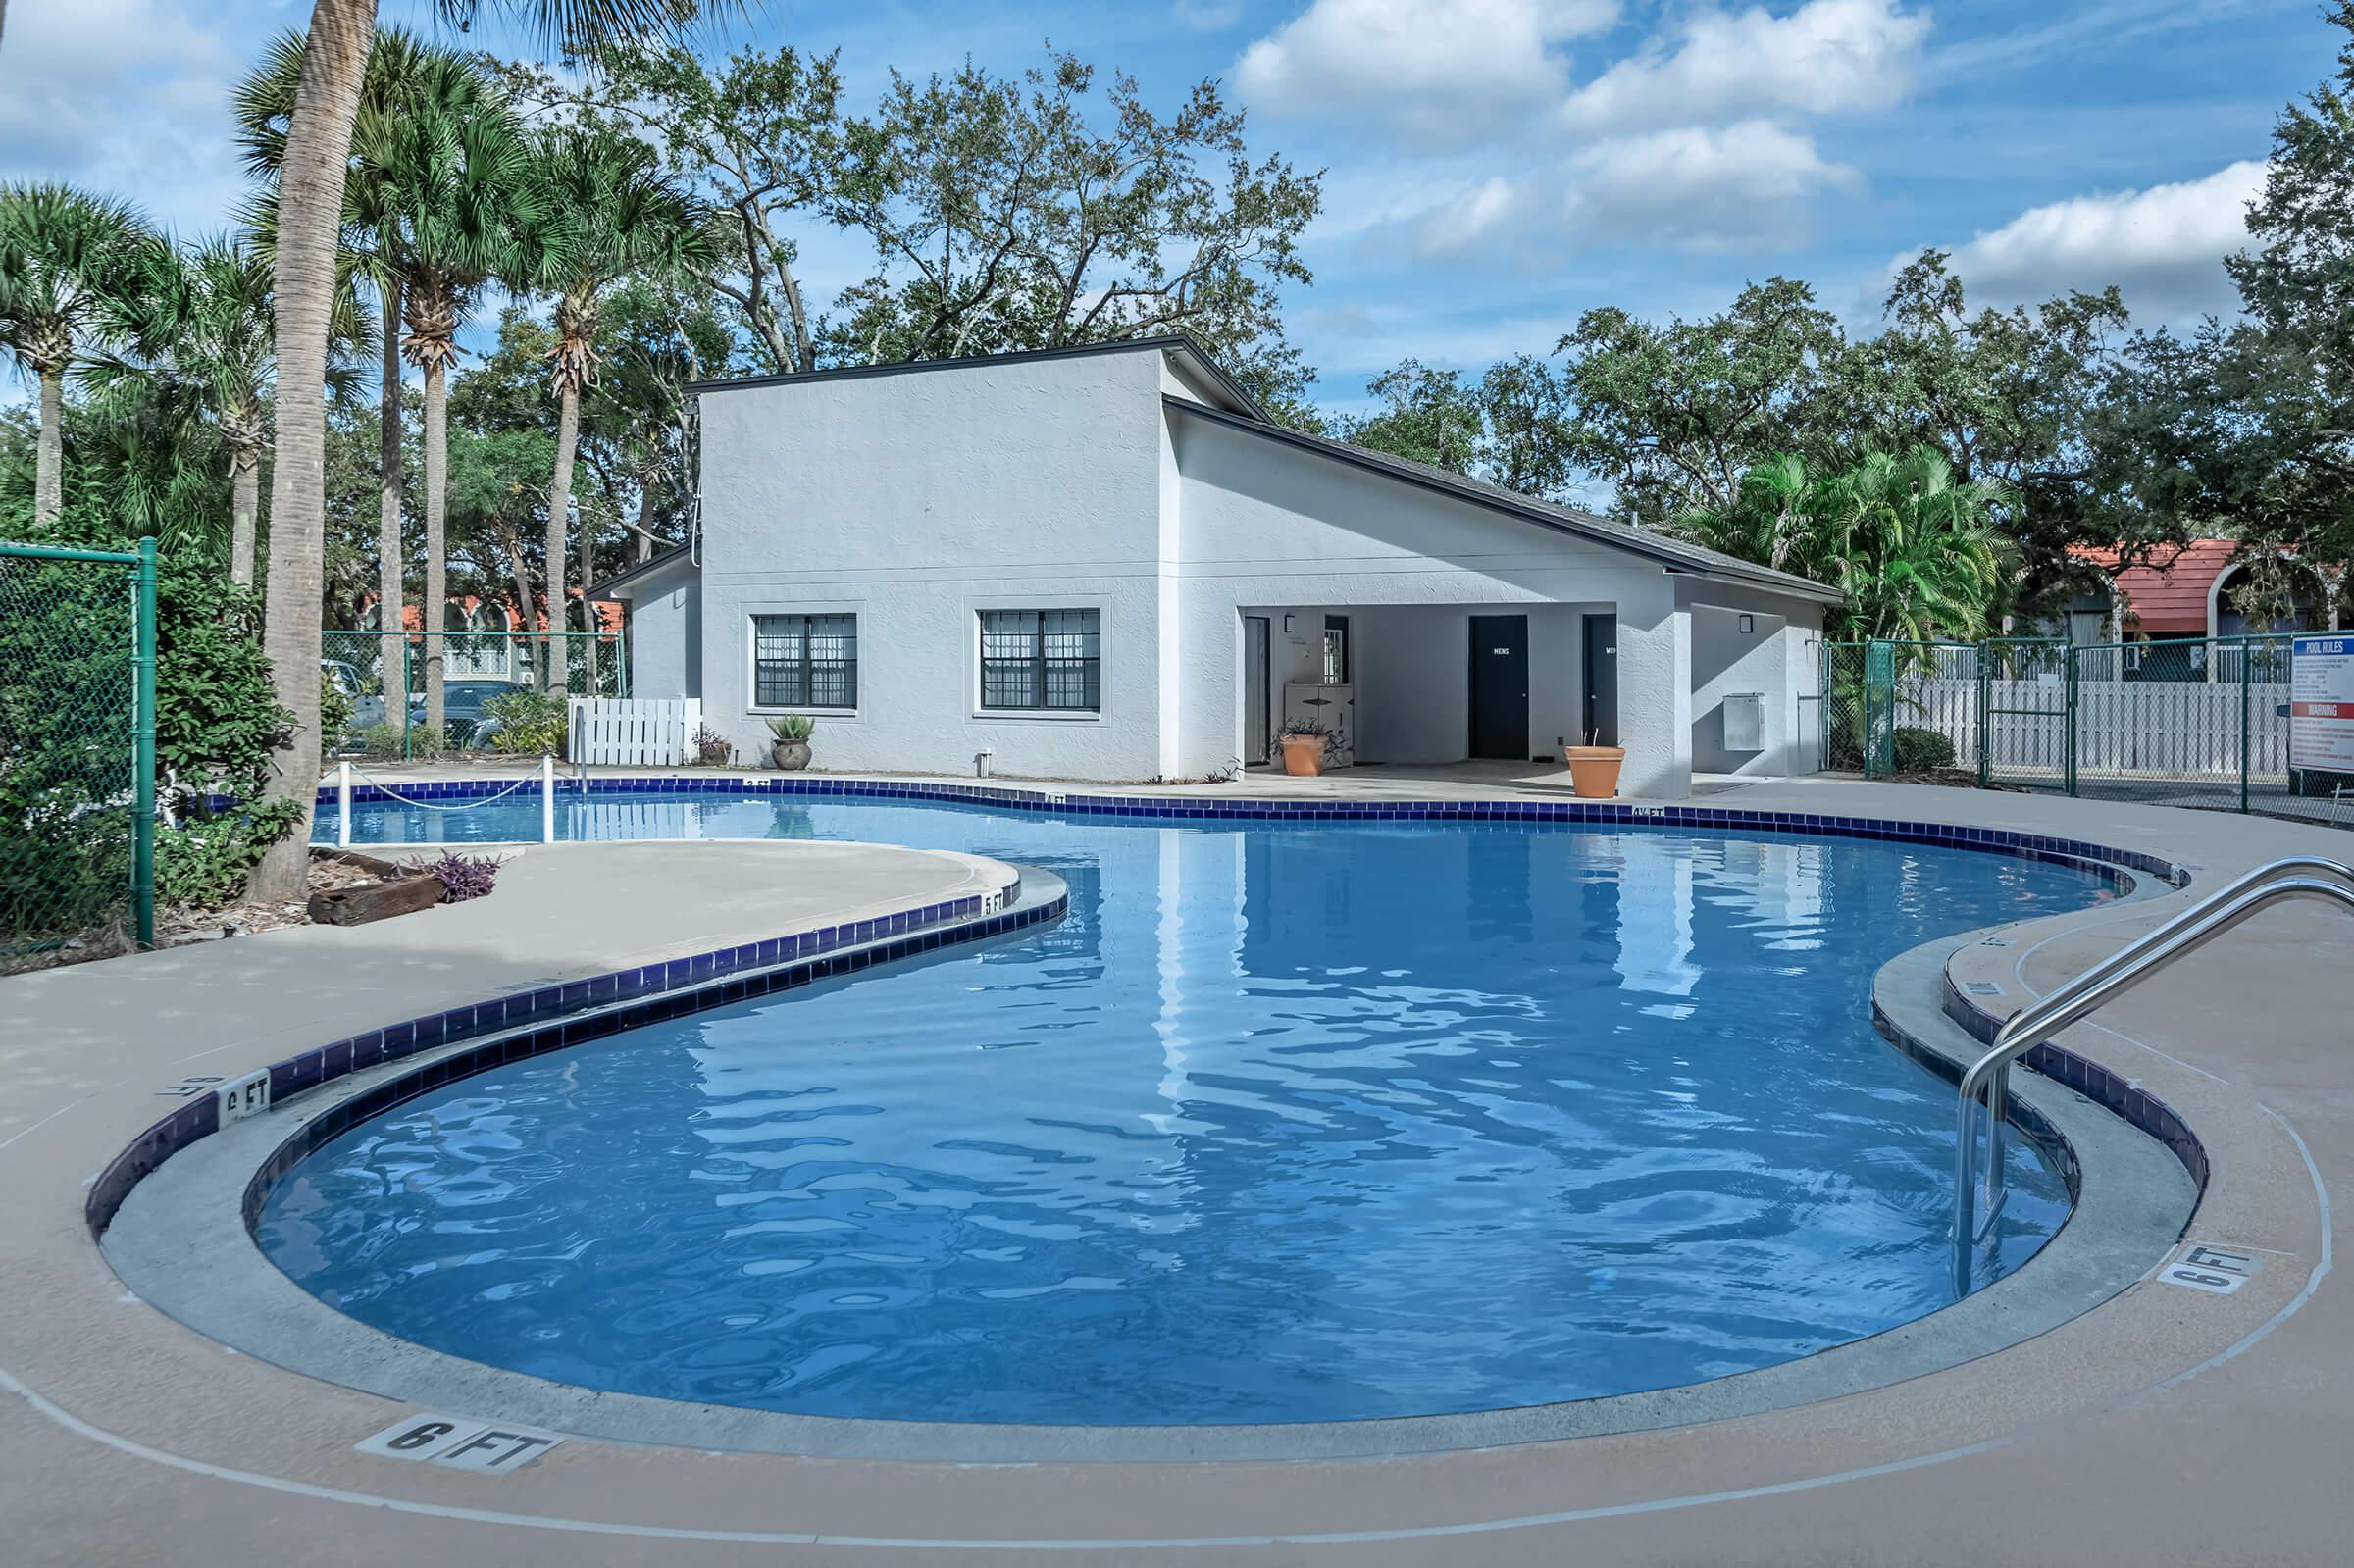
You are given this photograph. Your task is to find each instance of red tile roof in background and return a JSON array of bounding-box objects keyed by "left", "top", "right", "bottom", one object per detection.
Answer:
[
  {"left": 362, "top": 591, "right": 624, "bottom": 636},
  {"left": 2068, "top": 539, "right": 2239, "bottom": 635}
]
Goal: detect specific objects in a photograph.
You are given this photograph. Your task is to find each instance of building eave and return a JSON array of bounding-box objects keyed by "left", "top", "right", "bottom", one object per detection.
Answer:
[
  {"left": 1163, "top": 397, "right": 1845, "bottom": 605},
  {"left": 586, "top": 542, "right": 694, "bottom": 601}
]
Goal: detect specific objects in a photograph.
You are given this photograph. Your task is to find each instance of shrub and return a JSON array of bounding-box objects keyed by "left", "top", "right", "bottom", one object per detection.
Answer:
[
  {"left": 359, "top": 722, "right": 445, "bottom": 759},
  {"left": 1892, "top": 726, "right": 1959, "bottom": 772},
  {"left": 484, "top": 689, "right": 567, "bottom": 755},
  {"left": 157, "top": 802, "right": 302, "bottom": 911},
  {"left": 414, "top": 850, "right": 503, "bottom": 902}
]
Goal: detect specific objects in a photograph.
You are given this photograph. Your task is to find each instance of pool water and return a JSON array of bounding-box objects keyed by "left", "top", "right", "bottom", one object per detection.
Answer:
[{"left": 267, "top": 794, "right": 2109, "bottom": 1425}]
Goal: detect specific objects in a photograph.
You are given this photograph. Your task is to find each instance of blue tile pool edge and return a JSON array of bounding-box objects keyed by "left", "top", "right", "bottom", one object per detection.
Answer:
[
  {"left": 1933, "top": 964, "right": 2209, "bottom": 1194},
  {"left": 308, "top": 773, "right": 2190, "bottom": 897},
  {"left": 85, "top": 874, "right": 1064, "bottom": 1239}
]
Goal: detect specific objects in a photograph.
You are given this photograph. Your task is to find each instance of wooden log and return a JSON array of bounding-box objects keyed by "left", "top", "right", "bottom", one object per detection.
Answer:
[{"left": 307, "top": 874, "right": 444, "bottom": 927}]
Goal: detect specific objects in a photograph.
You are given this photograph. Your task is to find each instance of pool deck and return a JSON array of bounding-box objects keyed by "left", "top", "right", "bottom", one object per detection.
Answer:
[{"left": 3, "top": 773, "right": 2350, "bottom": 1565}]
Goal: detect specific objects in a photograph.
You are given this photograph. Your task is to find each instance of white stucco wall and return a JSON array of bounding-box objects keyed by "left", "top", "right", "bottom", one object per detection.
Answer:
[
  {"left": 620, "top": 556, "right": 701, "bottom": 701},
  {"left": 695, "top": 350, "right": 1170, "bottom": 778},
  {"left": 1680, "top": 581, "right": 1823, "bottom": 778}
]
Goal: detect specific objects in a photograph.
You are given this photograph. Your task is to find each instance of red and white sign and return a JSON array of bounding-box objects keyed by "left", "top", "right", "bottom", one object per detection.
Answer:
[{"left": 2292, "top": 636, "right": 2354, "bottom": 772}]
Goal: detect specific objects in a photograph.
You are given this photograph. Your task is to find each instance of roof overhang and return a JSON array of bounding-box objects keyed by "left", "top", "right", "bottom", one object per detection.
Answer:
[
  {"left": 586, "top": 542, "right": 694, "bottom": 601},
  {"left": 1163, "top": 397, "right": 1844, "bottom": 605}
]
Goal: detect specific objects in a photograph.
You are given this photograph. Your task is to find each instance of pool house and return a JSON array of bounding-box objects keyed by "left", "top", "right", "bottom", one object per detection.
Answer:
[{"left": 595, "top": 337, "right": 1838, "bottom": 793}]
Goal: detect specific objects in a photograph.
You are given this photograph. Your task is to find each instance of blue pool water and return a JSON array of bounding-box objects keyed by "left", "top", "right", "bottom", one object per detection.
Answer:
[{"left": 268, "top": 793, "right": 2110, "bottom": 1425}]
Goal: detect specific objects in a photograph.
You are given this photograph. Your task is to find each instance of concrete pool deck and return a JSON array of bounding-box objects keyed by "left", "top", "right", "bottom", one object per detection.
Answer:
[{"left": 2, "top": 775, "right": 2349, "bottom": 1564}]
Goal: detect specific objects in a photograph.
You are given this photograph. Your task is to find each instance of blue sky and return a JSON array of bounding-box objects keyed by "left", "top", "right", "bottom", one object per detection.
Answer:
[{"left": 0, "top": 1, "right": 2336, "bottom": 419}]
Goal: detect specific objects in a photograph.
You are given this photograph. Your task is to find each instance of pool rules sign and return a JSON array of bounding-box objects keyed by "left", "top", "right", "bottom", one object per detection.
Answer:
[{"left": 2291, "top": 635, "right": 2354, "bottom": 773}]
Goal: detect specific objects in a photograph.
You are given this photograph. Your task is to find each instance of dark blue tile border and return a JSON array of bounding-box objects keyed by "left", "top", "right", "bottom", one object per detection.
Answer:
[
  {"left": 314, "top": 773, "right": 2190, "bottom": 896},
  {"left": 1937, "top": 966, "right": 2209, "bottom": 1192},
  {"left": 84, "top": 882, "right": 1025, "bottom": 1238}
]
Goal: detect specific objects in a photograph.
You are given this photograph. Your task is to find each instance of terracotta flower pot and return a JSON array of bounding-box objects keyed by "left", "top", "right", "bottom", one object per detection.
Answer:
[
  {"left": 770, "top": 739, "right": 811, "bottom": 771},
  {"left": 1563, "top": 744, "right": 1626, "bottom": 798},
  {"left": 1278, "top": 734, "right": 1326, "bottom": 777}
]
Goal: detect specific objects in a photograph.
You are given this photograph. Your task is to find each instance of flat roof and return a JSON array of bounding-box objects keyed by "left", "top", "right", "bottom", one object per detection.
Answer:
[{"left": 685, "top": 334, "right": 1268, "bottom": 422}]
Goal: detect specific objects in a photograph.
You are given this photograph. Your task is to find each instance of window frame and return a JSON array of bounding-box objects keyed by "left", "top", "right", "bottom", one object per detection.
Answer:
[
  {"left": 746, "top": 610, "right": 859, "bottom": 714},
  {"left": 975, "top": 606, "right": 1103, "bottom": 718}
]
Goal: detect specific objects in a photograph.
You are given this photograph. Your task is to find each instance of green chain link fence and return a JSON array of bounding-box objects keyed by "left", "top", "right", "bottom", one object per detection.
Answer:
[
  {"left": 321, "top": 628, "right": 628, "bottom": 758},
  {"left": 0, "top": 539, "right": 156, "bottom": 968},
  {"left": 1823, "top": 631, "right": 2354, "bottom": 830}
]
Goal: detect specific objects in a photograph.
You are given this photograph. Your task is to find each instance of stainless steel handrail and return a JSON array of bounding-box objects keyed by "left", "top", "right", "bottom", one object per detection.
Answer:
[{"left": 1951, "top": 856, "right": 2354, "bottom": 1294}]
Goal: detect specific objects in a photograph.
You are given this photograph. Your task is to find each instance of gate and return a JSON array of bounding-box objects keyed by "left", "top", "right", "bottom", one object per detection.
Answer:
[{"left": 1978, "top": 637, "right": 2072, "bottom": 790}]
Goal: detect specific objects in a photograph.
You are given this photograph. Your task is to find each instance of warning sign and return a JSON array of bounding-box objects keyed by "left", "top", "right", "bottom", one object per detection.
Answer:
[{"left": 2290, "top": 636, "right": 2354, "bottom": 773}]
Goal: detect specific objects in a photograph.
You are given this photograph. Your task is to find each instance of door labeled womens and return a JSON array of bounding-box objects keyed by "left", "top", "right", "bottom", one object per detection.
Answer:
[{"left": 1468, "top": 615, "right": 1530, "bottom": 760}]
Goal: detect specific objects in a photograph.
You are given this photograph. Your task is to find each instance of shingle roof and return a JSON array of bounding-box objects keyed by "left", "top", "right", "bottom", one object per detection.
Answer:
[{"left": 1165, "top": 397, "right": 1843, "bottom": 603}]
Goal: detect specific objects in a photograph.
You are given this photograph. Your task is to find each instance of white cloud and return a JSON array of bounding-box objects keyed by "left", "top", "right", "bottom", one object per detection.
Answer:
[
  {"left": 1236, "top": 0, "right": 1621, "bottom": 145},
  {"left": 1921, "top": 160, "right": 2264, "bottom": 318},
  {"left": 1173, "top": 0, "right": 1246, "bottom": 29},
  {"left": 1406, "top": 121, "right": 1859, "bottom": 259},
  {"left": 1559, "top": 0, "right": 1929, "bottom": 134},
  {"left": 1563, "top": 121, "right": 1861, "bottom": 248},
  {"left": 0, "top": 0, "right": 244, "bottom": 237}
]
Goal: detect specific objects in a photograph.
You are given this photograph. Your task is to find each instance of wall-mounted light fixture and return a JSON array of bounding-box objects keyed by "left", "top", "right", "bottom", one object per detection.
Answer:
[
  {"left": 1283, "top": 613, "right": 1296, "bottom": 633},
  {"left": 1738, "top": 614, "right": 1755, "bottom": 634}
]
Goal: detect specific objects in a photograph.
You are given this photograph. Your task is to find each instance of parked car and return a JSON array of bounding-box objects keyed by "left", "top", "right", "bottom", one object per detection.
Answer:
[
  {"left": 410, "top": 679, "right": 528, "bottom": 746},
  {"left": 321, "top": 659, "right": 385, "bottom": 736}
]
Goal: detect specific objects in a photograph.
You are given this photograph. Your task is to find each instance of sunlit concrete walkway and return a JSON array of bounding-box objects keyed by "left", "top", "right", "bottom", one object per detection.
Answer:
[{"left": 3, "top": 779, "right": 2349, "bottom": 1565}]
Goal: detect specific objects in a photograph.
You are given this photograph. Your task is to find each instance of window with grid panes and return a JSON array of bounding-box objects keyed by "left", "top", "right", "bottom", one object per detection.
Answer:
[
  {"left": 979, "top": 609, "right": 1100, "bottom": 711},
  {"left": 751, "top": 613, "right": 856, "bottom": 707}
]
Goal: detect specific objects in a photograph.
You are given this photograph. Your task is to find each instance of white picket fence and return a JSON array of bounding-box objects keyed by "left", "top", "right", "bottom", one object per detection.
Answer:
[
  {"left": 1914, "top": 677, "right": 2292, "bottom": 780},
  {"left": 567, "top": 697, "right": 702, "bottom": 766}
]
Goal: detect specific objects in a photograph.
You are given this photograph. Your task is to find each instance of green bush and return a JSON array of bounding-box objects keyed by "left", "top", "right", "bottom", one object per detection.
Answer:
[
  {"left": 359, "top": 722, "right": 446, "bottom": 759},
  {"left": 484, "top": 688, "right": 567, "bottom": 755},
  {"left": 1892, "top": 726, "right": 1959, "bottom": 772},
  {"left": 158, "top": 803, "right": 300, "bottom": 911}
]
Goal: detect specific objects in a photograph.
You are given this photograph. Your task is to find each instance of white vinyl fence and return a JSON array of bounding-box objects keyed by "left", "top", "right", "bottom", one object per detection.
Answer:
[
  {"left": 1912, "top": 677, "right": 2291, "bottom": 781},
  {"left": 567, "top": 697, "right": 701, "bottom": 766}
]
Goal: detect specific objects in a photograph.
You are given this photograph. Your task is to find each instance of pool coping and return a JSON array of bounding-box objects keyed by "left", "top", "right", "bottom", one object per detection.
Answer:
[{"left": 98, "top": 793, "right": 2201, "bottom": 1465}]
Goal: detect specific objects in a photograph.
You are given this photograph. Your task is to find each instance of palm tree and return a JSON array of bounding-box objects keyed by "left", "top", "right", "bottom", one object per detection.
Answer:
[
  {"left": 238, "top": 29, "right": 499, "bottom": 733},
  {"left": 244, "top": 0, "right": 720, "bottom": 904},
  {"left": 1679, "top": 445, "right": 2010, "bottom": 643},
  {"left": 87, "top": 237, "right": 289, "bottom": 585},
  {"left": 356, "top": 88, "right": 535, "bottom": 733},
  {"left": 508, "top": 126, "right": 713, "bottom": 697},
  {"left": 0, "top": 182, "right": 152, "bottom": 526}
]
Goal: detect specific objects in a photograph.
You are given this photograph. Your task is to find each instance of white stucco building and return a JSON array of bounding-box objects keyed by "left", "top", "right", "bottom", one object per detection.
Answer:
[{"left": 593, "top": 336, "right": 1837, "bottom": 796}]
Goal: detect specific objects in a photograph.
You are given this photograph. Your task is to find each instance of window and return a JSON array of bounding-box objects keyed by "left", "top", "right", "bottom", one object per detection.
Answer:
[
  {"left": 1322, "top": 614, "right": 1351, "bottom": 685},
  {"left": 752, "top": 613, "right": 856, "bottom": 708},
  {"left": 980, "top": 609, "right": 1100, "bottom": 711}
]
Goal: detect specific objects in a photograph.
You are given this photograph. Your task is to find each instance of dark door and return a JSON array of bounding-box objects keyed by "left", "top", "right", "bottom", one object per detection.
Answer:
[
  {"left": 1582, "top": 614, "right": 1618, "bottom": 747},
  {"left": 1243, "top": 616, "right": 1272, "bottom": 764},
  {"left": 1469, "top": 615, "right": 1530, "bottom": 760}
]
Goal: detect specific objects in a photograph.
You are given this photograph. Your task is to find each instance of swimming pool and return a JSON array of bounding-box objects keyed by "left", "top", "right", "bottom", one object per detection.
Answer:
[{"left": 268, "top": 793, "right": 2110, "bottom": 1426}]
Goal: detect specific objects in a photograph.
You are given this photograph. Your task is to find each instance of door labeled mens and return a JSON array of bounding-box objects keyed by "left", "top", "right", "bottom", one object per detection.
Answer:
[
  {"left": 1583, "top": 614, "right": 1618, "bottom": 746},
  {"left": 1469, "top": 615, "right": 1530, "bottom": 760}
]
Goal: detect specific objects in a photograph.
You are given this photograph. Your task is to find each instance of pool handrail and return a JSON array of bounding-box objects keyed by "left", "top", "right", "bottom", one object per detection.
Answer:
[{"left": 1952, "top": 855, "right": 2354, "bottom": 1295}]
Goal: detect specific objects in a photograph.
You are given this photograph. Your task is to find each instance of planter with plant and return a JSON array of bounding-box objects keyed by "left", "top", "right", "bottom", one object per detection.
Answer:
[
  {"left": 1275, "top": 718, "right": 1335, "bottom": 778},
  {"left": 1562, "top": 733, "right": 1626, "bottom": 798},
  {"left": 766, "top": 714, "right": 816, "bottom": 771},
  {"left": 693, "top": 724, "right": 733, "bottom": 767}
]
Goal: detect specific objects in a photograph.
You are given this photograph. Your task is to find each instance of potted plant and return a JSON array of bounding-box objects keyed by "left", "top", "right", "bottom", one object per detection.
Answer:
[
  {"left": 1562, "top": 733, "right": 1626, "bottom": 798},
  {"left": 693, "top": 724, "right": 733, "bottom": 767},
  {"left": 1276, "top": 718, "right": 1334, "bottom": 778},
  {"left": 766, "top": 714, "right": 816, "bottom": 771}
]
